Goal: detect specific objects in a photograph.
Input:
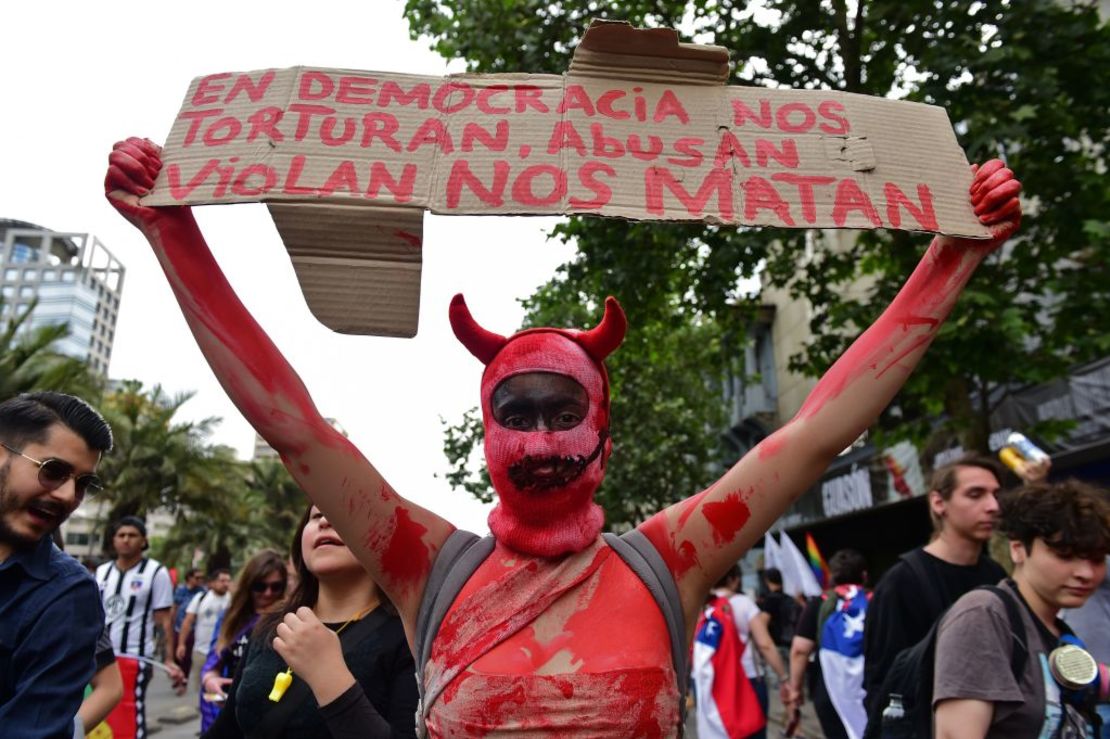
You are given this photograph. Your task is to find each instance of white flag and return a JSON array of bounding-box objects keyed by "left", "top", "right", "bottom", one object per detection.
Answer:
[
  {"left": 774, "top": 533, "right": 802, "bottom": 597},
  {"left": 763, "top": 531, "right": 782, "bottom": 572},
  {"left": 781, "top": 532, "right": 823, "bottom": 597}
]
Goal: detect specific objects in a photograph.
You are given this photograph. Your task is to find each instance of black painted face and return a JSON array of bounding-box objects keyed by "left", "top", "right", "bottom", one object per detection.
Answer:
[{"left": 491, "top": 372, "right": 589, "bottom": 432}]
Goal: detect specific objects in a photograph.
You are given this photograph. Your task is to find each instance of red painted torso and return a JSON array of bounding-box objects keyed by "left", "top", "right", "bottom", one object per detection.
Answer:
[{"left": 424, "top": 540, "right": 680, "bottom": 738}]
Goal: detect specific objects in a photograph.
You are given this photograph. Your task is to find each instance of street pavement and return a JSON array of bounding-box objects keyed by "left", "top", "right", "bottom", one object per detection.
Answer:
[
  {"left": 144, "top": 667, "right": 825, "bottom": 738},
  {"left": 143, "top": 669, "right": 201, "bottom": 738}
]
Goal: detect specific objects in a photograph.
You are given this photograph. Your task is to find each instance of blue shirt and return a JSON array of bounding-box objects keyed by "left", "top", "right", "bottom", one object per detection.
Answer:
[
  {"left": 173, "top": 583, "right": 205, "bottom": 630},
  {"left": 0, "top": 535, "right": 104, "bottom": 739}
]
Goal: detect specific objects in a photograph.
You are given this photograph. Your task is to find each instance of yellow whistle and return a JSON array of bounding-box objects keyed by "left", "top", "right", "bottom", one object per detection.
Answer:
[{"left": 268, "top": 669, "right": 293, "bottom": 702}]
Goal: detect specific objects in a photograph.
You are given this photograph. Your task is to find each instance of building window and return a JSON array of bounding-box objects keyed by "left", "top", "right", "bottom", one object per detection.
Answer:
[
  {"left": 23, "top": 269, "right": 37, "bottom": 281},
  {"left": 19, "top": 286, "right": 34, "bottom": 298},
  {"left": 64, "top": 531, "right": 91, "bottom": 546},
  {"left": 42, "top": 269, "right": 57, "bottom": 281},
  {"left": 10, "top": 243, "right": 36, "bottom": 263},
  {"left": 3, "top": 268, "right": 17, "bottom": 281},
  {"left": 61, "top": 271, "right": 76, "bottom": 283},
  {"left": 1, "top": 286, "right": 13, "bottom": 299}
]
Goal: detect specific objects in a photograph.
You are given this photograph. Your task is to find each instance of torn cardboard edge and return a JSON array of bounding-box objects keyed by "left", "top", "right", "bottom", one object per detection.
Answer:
[{"left": 145, "top": 19, "right": 988, "bottom": 338}]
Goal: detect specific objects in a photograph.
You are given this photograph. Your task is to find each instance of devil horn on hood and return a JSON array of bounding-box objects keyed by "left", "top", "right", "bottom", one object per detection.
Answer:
[
  {"left": 576, "top": 296, "right": 627, "bottom": 362},
  {"left": 449, "top": 294, "right": 507, "bottom": 365}
]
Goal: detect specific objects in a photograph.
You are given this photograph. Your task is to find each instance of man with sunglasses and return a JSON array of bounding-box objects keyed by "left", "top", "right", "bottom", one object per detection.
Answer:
[
  {"left": 96, "top": 516, "right": 185, "bottom": 739},
  {"left": 0, "top": 391, "right": 113, "bottom": 739}
]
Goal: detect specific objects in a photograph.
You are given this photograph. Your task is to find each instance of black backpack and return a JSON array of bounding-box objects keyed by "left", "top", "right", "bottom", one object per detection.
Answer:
[{"left": 863, "top": 585, "right": 1028, "bottom": 739}]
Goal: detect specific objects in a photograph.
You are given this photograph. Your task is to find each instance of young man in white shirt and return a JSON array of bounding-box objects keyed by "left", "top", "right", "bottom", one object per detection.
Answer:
[{"left": 176, "top": 568, "right": 232, "bottom": 697}]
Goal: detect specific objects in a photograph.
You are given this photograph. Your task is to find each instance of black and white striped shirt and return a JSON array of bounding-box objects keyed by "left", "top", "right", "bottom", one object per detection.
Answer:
[{"left": 96, "top": 558, "right": 173, "bottom": 658}]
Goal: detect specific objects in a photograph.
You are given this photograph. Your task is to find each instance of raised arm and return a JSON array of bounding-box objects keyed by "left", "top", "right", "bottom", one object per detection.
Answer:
[
  {"left": 641, "top": 161, "right": 1022, "bottom": 626},
  {"left": 105, "top": 138, "right": 454, "bottom": 627}
]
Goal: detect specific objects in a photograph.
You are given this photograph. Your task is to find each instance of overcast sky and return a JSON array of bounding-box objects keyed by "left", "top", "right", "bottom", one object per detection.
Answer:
[{"left": 1, "top": 1, "right": 582, "bottom": 532}]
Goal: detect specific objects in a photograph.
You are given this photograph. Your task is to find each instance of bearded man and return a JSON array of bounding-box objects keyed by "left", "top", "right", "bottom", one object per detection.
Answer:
[
  {"left": 0, "top": 392, "right": 113, "bottom": 738},
  {"left": 106, "top": 135, "right": 1021, "bottom": 737}
]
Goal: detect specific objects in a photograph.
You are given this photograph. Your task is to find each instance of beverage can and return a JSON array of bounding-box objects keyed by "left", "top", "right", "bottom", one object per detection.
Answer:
[
  {"left": 1006, "top": 432, "right": 1049, "bottom": 463},
  {"left": 998, "top": 447, "right": 1025, "bottom": 473}
]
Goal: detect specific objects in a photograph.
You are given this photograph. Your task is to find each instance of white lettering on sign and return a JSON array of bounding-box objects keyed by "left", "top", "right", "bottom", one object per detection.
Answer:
[{"left": 821, "top": 467, "right": 872, "bottom": 518}]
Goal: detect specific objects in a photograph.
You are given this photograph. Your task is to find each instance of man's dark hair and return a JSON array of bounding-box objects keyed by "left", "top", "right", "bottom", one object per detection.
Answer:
[
  {"left": 186, "top": 568, "right": 204, "bottom": 580},
  {"left": 0, "top": 392, "right": 112, "bottom": 453},
  {"left": 209, "top": 568, "right": 231, "bottom": 580},
  {"left": 112, "top": 515, "right": 149, "bottom": 551},
  {"left": 763, "top": 567, "right": 783, "bottom": 587},
  {"left": 113, "top": 515, "right": 147, "bottom": 538},
  {"left": 828, "top": 548, "right": 868, "bottom": 586},
  {"left": 928, "top": 455, "right": 1004, "bottom": 531},
  {"left": 713, "top": 563, "right": 742, "bottom": 590},
  {"left": 999, "top": 480, "right": 1110, "bottom": 560}
]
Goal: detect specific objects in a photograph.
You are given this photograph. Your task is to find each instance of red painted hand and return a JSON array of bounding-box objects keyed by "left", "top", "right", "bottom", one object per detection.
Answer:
[
  {"left": 104, "top": 137, "right": 186, "bottom": 232},
  {"left": 969, "top": 159, "right": 1022, "bottom": 249}
]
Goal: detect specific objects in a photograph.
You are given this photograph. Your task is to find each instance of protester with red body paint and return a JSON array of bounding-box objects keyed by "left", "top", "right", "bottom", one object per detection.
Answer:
[{"left": 106, "top": 134, "right": 1021, "bottom": 736}]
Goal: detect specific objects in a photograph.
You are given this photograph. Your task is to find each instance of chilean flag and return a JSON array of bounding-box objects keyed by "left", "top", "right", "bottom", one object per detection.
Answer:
[
  {"left": 818, "top": 585, "right": 870, "bottom": 739},
  {"left": 692, "top": 597, "right": 766, "bottom": 739}
]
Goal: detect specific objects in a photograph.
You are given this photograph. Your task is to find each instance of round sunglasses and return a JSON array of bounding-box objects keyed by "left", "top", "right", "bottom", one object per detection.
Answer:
[{"left": 1, "top": 443, "right": 104, "bottom": 498}]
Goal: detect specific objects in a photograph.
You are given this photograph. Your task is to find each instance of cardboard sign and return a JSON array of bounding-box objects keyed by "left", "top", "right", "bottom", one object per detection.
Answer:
[{"left": 145, "top": 21, "right": 987, "bottom": 337}]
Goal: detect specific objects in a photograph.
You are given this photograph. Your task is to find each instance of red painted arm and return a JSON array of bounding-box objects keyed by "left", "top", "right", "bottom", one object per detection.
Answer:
[
  {"left": 640, "top": 160, "right": 1022, "bottom": 627},
  {"left": 105, "top": 138, "right": 453, "bottom": 629}
]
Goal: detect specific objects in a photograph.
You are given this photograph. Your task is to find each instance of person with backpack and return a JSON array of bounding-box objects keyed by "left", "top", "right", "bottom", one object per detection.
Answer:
[
  {"left": 787, "top": 549, "right": 870, "bottom": 739},
  {"left": 862, "top": 456, "right": 1008, "bottom": 726},
  {"left": 106, "top": 136, "right": 1023, "bottom": 736},
  {"left": 759, "top": 568, "right": 800, "bottom": 652},
  {"left": 693, "top": 565, "right": 790, "bottom": 739},
  {"left": 931, "top": 480, "right": 1110, "bottom": 738}
]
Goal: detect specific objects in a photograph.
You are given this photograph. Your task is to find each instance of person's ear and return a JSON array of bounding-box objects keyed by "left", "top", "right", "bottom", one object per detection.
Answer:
[
  {"left": 929, "top": 490, "right": 946, "bottom": 518},
  {"left": 1009, "top": 539, "right": 1026, "bottom": 566}
]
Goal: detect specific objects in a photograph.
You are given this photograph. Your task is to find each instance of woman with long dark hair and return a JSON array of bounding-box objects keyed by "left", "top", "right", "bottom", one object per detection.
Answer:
[
  {"left": 199, "top": 549, "right": 287, "bottom": 731},
  {"left": 202, "top": 506, "right": 417, "bottom": 738}
]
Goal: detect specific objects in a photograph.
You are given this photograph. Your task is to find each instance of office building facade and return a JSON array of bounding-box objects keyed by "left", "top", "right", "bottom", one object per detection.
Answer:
[{"left": 0, "top": 219, "right": 125, "bottom": 375}]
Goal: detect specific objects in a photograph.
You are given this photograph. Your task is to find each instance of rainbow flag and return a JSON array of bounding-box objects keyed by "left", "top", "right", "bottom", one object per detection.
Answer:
[{"left": 805, "top": 532, "right": 831, "bottom": 588}]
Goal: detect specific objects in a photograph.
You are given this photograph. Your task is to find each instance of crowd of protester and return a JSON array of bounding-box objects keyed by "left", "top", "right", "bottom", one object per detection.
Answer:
[
  {"left": 689, "top": 454, "right": 1110, "bottom": 739},
  {"left": 2, "top": 389, "right": 1109, "bottom": 739},
  {"left": 0, "top": 392, "right": 419, "bottom": 739}
]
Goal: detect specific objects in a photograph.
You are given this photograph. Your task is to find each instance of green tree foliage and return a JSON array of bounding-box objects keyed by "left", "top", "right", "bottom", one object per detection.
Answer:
[
  {"left": 156, "top": 458, "right": 306, "bottom": 572},
  {"left": 0, "top": 297, "right": 101, "bottom": 399},
  {"left": 95, "top": 381, "right": 267, "bottom": 570},
  {"left": 413, "top": 0, "right": 1110, "bottom": 523},
  {"left": 242, "top": 457, "right": 310, "bottom": 554},
  {"left": 0, "top": 300, "right": 305, "bottom": 570},
  {"left": 101, "top": 385, "right": 309, "bottom": 571}
]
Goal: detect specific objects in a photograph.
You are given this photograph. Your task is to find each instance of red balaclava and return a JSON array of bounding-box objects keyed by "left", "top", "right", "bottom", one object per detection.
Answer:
[{"left": 450, "top": 295, "right": 627, "bottom": 558}]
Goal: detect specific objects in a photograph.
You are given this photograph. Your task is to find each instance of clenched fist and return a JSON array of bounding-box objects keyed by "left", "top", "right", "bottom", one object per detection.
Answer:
[{"left": 273, "top": 607, "right": 357, "bottom": 706}]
